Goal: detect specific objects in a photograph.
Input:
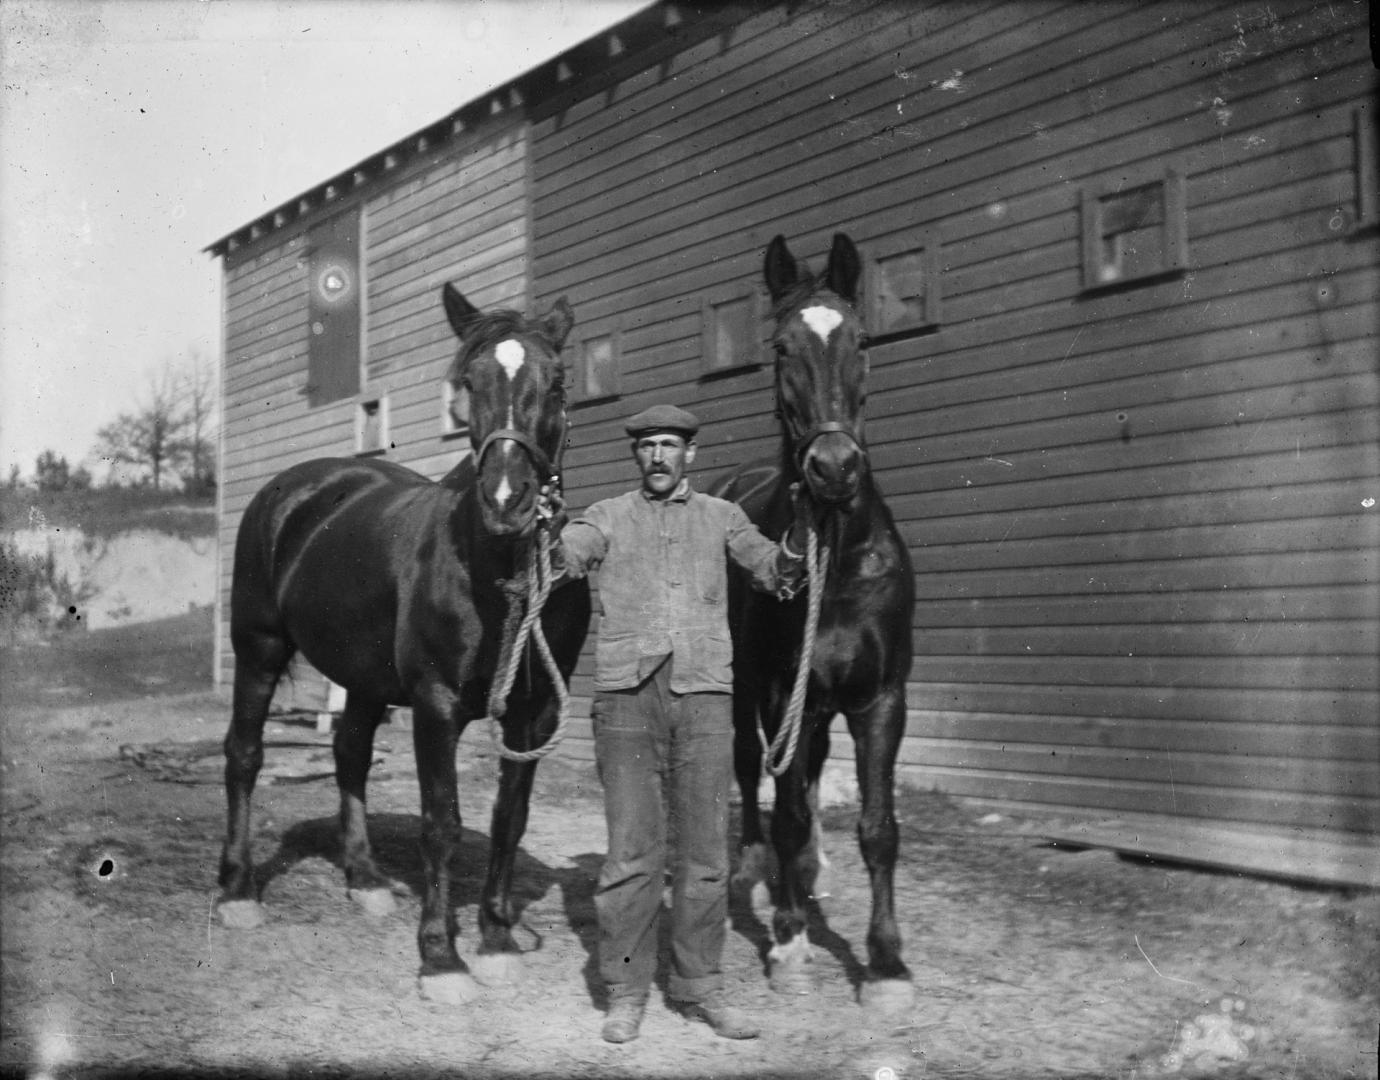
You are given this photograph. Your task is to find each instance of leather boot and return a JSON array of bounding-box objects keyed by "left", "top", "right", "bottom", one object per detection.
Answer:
[
  {"left": 601, "top": 995, "right": 647, "bottom": 1043},
  {"left": 678, "top": 992, "right": 760, "bottom": 1039}
]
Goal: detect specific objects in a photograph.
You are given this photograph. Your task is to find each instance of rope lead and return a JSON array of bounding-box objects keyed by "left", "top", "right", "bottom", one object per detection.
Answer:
[
  {"left": 488, "top": 528, "right": 572, "bottom": 762},
  {"left": 760, "top": 526, "right": 828, "bottom": 778}
]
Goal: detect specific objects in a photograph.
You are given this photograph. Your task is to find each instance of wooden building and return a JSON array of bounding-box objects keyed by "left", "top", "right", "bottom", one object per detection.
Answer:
[{"left": 208, "top": 1, "right": 1379, "bottom": 885}]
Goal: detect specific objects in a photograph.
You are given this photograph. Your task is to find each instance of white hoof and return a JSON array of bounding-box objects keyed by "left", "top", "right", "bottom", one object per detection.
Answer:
[
  {"left": 347, "top": 887, "right": 397, "bottom": 917},
  {"left": 767, "top": 935, "right": 816, "bottom": 995},
  {"left": 469, "top": 951, "right": 523, "bottom": 987},
  {"left": 860, "top": 978, "right": 915, "bottom": 1013},
  {"left": 418, "top": 971, "right": 481, "bottom": 1005},
  {"left": 217, "top": 899, "right": 266, "bottom": 930}
]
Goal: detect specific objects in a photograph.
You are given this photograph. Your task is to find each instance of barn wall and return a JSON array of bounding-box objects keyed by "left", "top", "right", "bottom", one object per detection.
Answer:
[
  {"left": 528, "top": 0, "right": 1379, "bottom": 860},
  {"left": 215, "top": 119, "right": 531, "bottom": 694}
]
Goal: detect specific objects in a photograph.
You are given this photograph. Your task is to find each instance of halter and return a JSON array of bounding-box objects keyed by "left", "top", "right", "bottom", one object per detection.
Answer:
[
  {"left": 474, "top": 385, "right": 568, "bottom": 492},
  {"left": 475, "top": 427, "right": 556, "bottom": 483},
  {"left": 790, "top": 419, "right": 865, "bottom": 469},
  {"left": 469, "top": 340, "right": 569, "bottom": 488}
]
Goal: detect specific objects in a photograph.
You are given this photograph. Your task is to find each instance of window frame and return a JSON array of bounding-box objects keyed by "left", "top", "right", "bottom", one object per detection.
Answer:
[
  {"left": 304, "top": 206, "right": 365, "bottom": 408},
  {"left": 440, "top": 378, "right": 469, "bottom": 441},
  {"left": 700, "top": 282, "right": 766, "bottom": 377},
  {"left": 354, "top": 394, "right": 390, "bottom": 457},
  {"left": 1080, "top": 167, "right": 1188, "bottom": 291},
  {"left": 1354, "top": 104, "right": 1377, "bottom": 230},
  {"left": 570, "top": 322, "right": 622, "bottom": 405},
  {"left": 863, "top": 235, "right": 943, "bottom": 341}
]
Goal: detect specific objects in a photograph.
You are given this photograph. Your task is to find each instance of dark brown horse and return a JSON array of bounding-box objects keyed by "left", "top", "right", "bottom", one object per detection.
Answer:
[
  {"left": 218, "top": 284, "right": 591, "bottom": 1004},
  {"left": 711, "top": 233, "right": 915, "bottom": 1009}
]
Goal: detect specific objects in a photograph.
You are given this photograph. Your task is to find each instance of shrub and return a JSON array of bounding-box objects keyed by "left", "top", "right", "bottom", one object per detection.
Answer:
[{"left": 0, "top": 536, "right": 91, "bottom": 639}]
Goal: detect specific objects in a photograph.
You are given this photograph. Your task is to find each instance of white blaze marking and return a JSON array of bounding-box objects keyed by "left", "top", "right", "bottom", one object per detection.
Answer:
[
  {"left": 800, "top": 305, "right": 843, "bottom": 344},
  {"left": 491, "top": 341, "right": 528, "bottom": 499},
  {"left": 494, "top": 340, "right": 525, "bottom": 428},
  {"left": 493, "top": 442, "right": 515, "bottom": 506},
  {"left": 495, "top": 339, "right": 525, "bottom": 379}
]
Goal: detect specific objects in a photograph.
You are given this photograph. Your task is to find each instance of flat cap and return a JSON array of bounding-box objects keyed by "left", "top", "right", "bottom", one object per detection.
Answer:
[{"left": 624, "top": 403, "right": 700, "bottom": 439}]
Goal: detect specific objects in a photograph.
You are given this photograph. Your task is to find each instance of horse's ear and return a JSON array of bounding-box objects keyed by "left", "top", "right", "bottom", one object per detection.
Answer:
[
  {"left": 442, "top": 282, "right": 482, "bottom": 340},
  {"left": 542, "top": 296, "right": 575, "bottom": 350},
  {"left": 764, "top": 234, "right": 801, "bottom": 303},
  {"left": 825, "top": 232, "right": 862, "bottom": 305}
]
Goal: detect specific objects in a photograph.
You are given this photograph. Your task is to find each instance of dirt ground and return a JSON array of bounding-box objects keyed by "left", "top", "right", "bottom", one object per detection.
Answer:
[{"left": 2, "top": 613, "right": 1376, "bottom": 1080}]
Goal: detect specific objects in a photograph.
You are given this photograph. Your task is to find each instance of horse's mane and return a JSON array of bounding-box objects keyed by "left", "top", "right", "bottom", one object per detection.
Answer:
[
  {"left": 770, "top": 277, "right": 824, "bottom": 324},
  {"left": 770, "top": 274, "right": 857, "bottom": 326},
  {"left": 457, "top": 309, "right": 563, "bottom": 367}
]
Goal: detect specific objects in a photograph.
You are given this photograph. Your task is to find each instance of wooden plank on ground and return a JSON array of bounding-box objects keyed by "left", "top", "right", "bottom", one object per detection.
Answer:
[{"left": 1042, "top": 815, "right": 1380, "bottom": 889}]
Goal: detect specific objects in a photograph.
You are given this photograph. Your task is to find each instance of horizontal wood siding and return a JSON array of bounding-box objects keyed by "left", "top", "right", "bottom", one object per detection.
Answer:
[
  {"left": 215, "top": 121, "right": 532, "bottom": 697},
  {"left": 529, "top": 0, "right": 1379, "bottom": 854}
]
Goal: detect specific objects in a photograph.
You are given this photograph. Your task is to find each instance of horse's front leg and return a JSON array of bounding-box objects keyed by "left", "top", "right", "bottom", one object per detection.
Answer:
[
  {"left": 334, "top": 693, "right": 396, "bottom": 916},
  {"left": 765, "top": 706, "right": 831, "bottom": 995},
  {"left": 731, "top": 678, "right": 771, "bottom": 902},
  {"left": 846, "top": 685, "right": 914, "bottom": 1010},
  {"left": 411, "top": 695, "right": 477, "bottom": 1004},
  {"left": 470, "top": 712, "right": 540, "bottom": 986}
]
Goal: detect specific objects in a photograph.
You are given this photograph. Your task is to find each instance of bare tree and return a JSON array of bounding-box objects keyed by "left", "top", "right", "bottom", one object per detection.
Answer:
[
  {"left": 170, "top": 348, "right": 218, "bottom": 494},
  {"left": 93, "top": 352, "right": 217, "bottom": 490}
]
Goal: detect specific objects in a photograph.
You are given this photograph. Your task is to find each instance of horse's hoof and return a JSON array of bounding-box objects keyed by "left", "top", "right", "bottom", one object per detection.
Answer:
[
  {"left": 768, "top": 961, "right": 817, "bottom": 995},
  {"left": 469, "top": 950, "right": 523, "bottom": 987},
  {"left": 860, "top": 977, "right": 915, "bottom": 1013},
  {"left": 347, "top": 887, "right": 397, "bottom": 917},
  {"left": 217, "top": 899, "right": 266, "bottom": 930},
  {"left": 418, "top": 972, "right": 481, "bottom": 1005},
  {"left": 768, "top": 934, "right": 816, "bottom": 995}
]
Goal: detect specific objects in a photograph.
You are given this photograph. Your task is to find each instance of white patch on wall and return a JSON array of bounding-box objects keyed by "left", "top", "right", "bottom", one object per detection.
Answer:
[
  {"left": 800, "top": 305, "right": 844, "bottom": 344},
  {"left": 936, "top": 69, "right": 965, "bottom": 92},
  {"left": 495, "top": 339, "right": 525, "bottom": 379}
]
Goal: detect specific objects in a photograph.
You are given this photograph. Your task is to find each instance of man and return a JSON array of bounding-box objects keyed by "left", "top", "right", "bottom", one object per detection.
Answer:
[{"left": 551, "top": 404, "right": 809, "bottom": 1044}]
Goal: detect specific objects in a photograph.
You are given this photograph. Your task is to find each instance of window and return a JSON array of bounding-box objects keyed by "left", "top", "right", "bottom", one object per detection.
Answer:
[
  {"left": 1355, "top": 105, "right": 1377, "bottom": 229},
  {"left": 701, "top": 285, "right": 764, "bottom": 374},
  {"left": 441, "top": 379, "right": 469, "bottom": 439},
  {"left": 305, "top": 209, "right": 363, "bottom": 407},
  {"left": 356, "top": 397, "right": 389, "bottom": 455},
  {"left": 865, "top": 239, "right": 942, "bottom": 339},
  {"left": 1081, "top": 168, "right": 1187, "bottom": 290},
  {"left": 574, "top": 326, "right": 621, "bottom": 402}
]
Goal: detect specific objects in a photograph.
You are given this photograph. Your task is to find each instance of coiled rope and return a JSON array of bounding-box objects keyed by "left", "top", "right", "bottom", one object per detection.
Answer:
[
  {"left": 487, "top": 527, "right": 571, "bottom": 762},
  {"left": 759, "top": 525, "right": 829, "bottom": 777}
]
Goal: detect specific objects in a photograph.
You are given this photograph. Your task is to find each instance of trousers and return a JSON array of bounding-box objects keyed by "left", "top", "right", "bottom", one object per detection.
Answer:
[{"left": 592, "top": 658, "right": 733, "bottom": 1005}]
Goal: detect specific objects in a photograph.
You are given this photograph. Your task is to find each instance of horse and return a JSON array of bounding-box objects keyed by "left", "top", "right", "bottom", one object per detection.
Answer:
[
  {"left": 218, "top": 283, "right": 592, "bottom": 1005},
  {"left": 710, "top": 232, "right": 916, "bottom": 1010}
]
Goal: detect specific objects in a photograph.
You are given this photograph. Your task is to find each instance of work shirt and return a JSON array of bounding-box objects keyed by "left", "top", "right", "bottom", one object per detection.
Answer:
[{"left": 558, "top": 480, "right": 801, "bottom": 693}]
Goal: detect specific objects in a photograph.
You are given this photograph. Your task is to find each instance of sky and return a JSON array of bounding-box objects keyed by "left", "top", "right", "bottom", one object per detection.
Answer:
[{"left": 0, "top": 0, "right": 647, "bottom": 481}]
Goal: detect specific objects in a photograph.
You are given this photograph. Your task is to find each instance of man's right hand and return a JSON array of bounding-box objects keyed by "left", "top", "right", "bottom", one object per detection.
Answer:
[{"left": 537, "top": 481, "right": 568, "bottom": 535}]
